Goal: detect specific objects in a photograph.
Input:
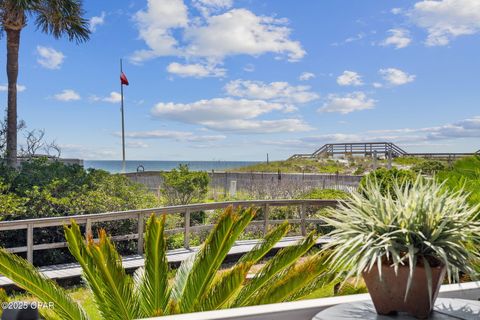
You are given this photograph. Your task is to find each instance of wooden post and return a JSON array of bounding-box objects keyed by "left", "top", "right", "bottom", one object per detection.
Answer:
[
  {"left": 85, "top": 218, "right": 92, "bottom": 239},
  {"left": 184, "top": 210, "right": 191, "bottom": 249},
  {"left": 263, "top": 204, "right": 270, "bottom": 235},
  {"left": 137, "top": 213, "right": 145, "bottom": 255},
  {"left": 387, "top": 149, "right": 392, "bottom": 169},
  {"left": 300, "top": 204, "right": 306, "bottom": 236},
  {"left": 27, "top": 224, "right": 33, "bottom": 264}
]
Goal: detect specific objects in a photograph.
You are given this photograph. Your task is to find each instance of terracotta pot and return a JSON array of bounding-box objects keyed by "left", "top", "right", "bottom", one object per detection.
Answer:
[{"left": 362, "top": 261, "right": 446, "bottom": 319}]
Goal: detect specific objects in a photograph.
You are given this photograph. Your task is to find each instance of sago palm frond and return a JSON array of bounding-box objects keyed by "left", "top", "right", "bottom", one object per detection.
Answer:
[
  {"left": 136, "top": 214, "right": 169, "bottom": 317},
  {"left": 172, "top": 206, "right": 255, "bottom": 313},
  {"left": 194, "top": 262, "right": 252, "bottom": 312},
  {"left": 250, "top": 252, "right": 331, "bottom": 305},
  {"left": 64, "top": 221, "right": 106, "bottom": 306},
  {"left": 86, "top": 229, "right": 139, "bottom": 320},
  {"left": 239, "top": 221, "right": 290, "bottom": 265},
  {"left": 231, "top": 231, "right": 317, "bottom": 307},
  {"left": 0, "top": 248, "right": 88, "bottom": 320}
]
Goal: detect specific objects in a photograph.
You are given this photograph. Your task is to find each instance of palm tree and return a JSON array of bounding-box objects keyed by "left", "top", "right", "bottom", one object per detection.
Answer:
[
  {"left": 0, "top": 207, "right": 333, "bottom": 319},
  {"left": 0, "top": 0, "right": 90, "bottom": 166}
]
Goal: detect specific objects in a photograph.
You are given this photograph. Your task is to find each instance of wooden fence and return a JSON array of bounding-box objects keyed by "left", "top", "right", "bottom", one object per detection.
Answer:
[{"left": 0, "top": 199, "right": 339, "bottom": 264}]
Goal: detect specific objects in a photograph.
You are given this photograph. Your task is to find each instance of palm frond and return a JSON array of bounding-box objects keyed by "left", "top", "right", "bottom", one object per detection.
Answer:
[
  {"left": 64, "top": 220, "right": 105, "bottom": 306},
  {"left": 194, "top": 262, "right": 251, "bottom": 312},
  {"left": 136, "top": 214, "right": 169, "bottom": 317},
  {"left": 251, "top": 252, "right": 332, "bottom": 305},
  {"left": 239, "top": 221, "right": 290, "bottom": 265},
  {"left": 172, "top": 206, "right": 255, "bottom": 313},
  {"left": 232, "top": 231, "right": 317, "bottom": 307},
  {"left": 86, "top": 229, "right": 138, "bottom": 320},
  {"left": 0, "top": 248, "right": 88, "bottom": 320},
  {"left": 32, "top": 0, "right": 90, "bottom": 43}
]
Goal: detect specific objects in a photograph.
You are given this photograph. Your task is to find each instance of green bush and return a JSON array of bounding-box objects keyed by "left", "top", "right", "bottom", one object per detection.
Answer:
[
  {"left": 0, "top": 158, "right": 159, "bottom": 265},
  {"left": 297, "top": 188, "right": 349, "bottom": 200},
  {"left": 411, "top": 160, "right": 446, "bottom": 175},
  {"left": 160, "top": 164, "right": 209, "bottom": 205},
  {"left": 437, "top": 156, "right": 480, "bottom": 206},
  {"left": 360, "top": 167, "right": 417, "bottom": 197}
]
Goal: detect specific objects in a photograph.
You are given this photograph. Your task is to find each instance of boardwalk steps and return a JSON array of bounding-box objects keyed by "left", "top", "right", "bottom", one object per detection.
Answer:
[{"left": 289, "top": 142, "right": 479, "bottom": 161}]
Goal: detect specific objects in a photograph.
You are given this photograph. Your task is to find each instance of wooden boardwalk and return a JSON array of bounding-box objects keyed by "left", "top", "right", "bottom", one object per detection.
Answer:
[{"left": 0, "top": 236, "right": 330, "bottom": 288}]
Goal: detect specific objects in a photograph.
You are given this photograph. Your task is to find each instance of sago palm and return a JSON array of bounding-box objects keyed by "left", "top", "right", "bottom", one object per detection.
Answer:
[
  {"left": 0, "top": 206, "right": 332, "bottom": 319},
  {"left": 0, "top": 0, "right": 90, "bottom": 166}
]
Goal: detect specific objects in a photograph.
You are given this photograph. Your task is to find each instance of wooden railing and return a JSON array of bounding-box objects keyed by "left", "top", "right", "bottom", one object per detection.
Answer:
[{"left": 0, "top": 199, "right": 339, "bottom": 264}]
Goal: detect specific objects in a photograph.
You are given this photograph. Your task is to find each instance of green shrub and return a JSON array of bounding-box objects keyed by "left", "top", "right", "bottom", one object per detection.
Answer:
[
  {"left": 160, "top": 164, "right": 209, "bottom": 205},
  {"left": 437, "top": 156, "right": 480, "bottom": 206},
  {"left": 411, "top": 160, "right": 446, "bottom": 174},
  {"left": 360, "top": 167, "right": 416, "bottom": 197},
  {"left": 297, "top": 188, "right": 349, "bottom": 200},
  {"left": 0, "top": 158, "right": 159, "bottom": 265}
]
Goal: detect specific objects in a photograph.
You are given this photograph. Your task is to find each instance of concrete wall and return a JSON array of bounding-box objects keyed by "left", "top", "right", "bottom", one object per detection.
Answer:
[{"left": 125, "top": 171, "right": 363, "bottom": 195}]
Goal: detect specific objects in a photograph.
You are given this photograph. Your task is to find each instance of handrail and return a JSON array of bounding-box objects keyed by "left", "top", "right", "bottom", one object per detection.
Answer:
[{"left": 0, "top": 199, "right": 339, "bottom": 264}]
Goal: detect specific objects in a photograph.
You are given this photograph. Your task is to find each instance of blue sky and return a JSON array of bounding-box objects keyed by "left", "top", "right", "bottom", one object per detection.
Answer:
[{"left": 1, "top": 0, "right": 479, "bottom": 160}]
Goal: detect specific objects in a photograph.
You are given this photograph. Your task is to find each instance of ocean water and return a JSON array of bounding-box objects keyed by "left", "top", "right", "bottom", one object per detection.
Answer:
[{"left": 84, "top": 160, "right": 259, "bottom": 173}]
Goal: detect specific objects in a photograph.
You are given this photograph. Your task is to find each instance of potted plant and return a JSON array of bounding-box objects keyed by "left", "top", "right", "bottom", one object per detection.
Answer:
[{"left": 323, "top": 176, "right": 480, "bottom": 319}]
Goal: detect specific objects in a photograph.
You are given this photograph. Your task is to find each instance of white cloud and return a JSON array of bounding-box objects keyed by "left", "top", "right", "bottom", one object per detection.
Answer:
[
  {"left": 243, "top": 64, "right": 255, "bottom": 72},
  {"left": 151, "top": 98, "right": 284, "bottom": 123},
  {"left": 299, "top": 72, "right": 315, "bottom": 81},
  {"left": 410, "top": 0, "right": 480, "bottom": 46},
  {"left": 379, "top": 68, "right": 416, "bottom": 86},
  {"left": 0, "top": 84, "right": 26, "bottom": 92},
  {"left": 391, "top": 8, "right": 403, "bottom": 15},
  {"left": 184, "top": 9, "right": 305, "bottom": 62},
  {"left": 336, "top": 71, "right": 363, "bottom": 86},
  {"left": 193, "top": 0, "right": 233, "bottom": 16},
  {"left": 126, "top": 141, "right": 149, "bottom": 149},
  {"left": 372, "top": 82, "right": 383, "bottom": 88},
  {"left": 131, "top": 0, "right": 188, "bottom": 63},
  {"left": 131, "top": 3, "right": 305, "bottom": 64},
  {"left": 150, "top": 97, "right": 310, "bottom": 133},
  {"left": 89, "top": 12, "right": 106, "bottom": 32},
  {"left": 36, "top": 46, "right": 65, "bottom": 69},
  {"left": 54, "top": 89, "right": 81, "bottom": 101},
  {"left": 372, "top": 116, "right": 480, "bottom": 141},
  {"left": 381, "top": 28, "right": 412, "bottom": 49},
  {"left": 91, "top": 92, "right": 121, "bottom": 103},
  {"left": 319, "top": 92, "right": 375, "bottom": 114},
  {"left": 123, "top": 130, "right": 226, "bottom": 142},
  {"left": 167, "top": 62, "right": 226, "bottom": 78},
  {"left": 203, "top": 119, "right": 312, "bottom": 133},
  {"left": 60, "top": 144, "right": 117, "bottom": 160},
  {"left": 225, "top": 80, "right": 319, "bottom": 103}
]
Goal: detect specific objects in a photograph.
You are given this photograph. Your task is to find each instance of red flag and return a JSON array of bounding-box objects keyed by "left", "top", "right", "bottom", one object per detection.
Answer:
[{"left": 120, "top": 72, "right": 129, "bottom": 86}]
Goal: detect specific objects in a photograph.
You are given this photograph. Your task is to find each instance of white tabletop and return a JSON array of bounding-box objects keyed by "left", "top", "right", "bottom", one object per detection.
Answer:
[{"left": 313, "top": 298, "right": 480, "bottom": 320}]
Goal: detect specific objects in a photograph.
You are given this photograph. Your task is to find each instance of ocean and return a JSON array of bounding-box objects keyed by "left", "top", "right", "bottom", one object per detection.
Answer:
[{"left": 84, "top": 160, "right": 260, "bottom": 173}]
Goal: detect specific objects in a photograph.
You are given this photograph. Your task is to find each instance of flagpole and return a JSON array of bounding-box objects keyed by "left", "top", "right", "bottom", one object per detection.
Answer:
[{"left": 120, "top": 59, "right": 126, "bottom": 173}]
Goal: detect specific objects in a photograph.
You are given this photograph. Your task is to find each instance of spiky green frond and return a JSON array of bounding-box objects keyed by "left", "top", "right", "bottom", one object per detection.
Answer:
[
  {"left": 239, "top": 221, "right": 290, "bottom": 265},
  {"left": 64, "top": 221, "right": 105, "bottom": 307},
  {"left": 172, "top": 207, "right": 255, "bottom": 313},
  {"left": 86, "top": 229, "right": 138, "bottom": 320},
  {"left": 323, "top": 176, "right": 480, "bottom": 296},
  {"left": 0, "top": 248, "right": 88, "bottom": 320},
  {"left": 250, "top": 253, "right": 331, "bottom": 305},
  {"left": 194, "top": 262, "right": 251, "bottom": 312},
  {"left": 232, "top": 231, "right": 318, "bottom": 307},
  {"left": 136, "top": 214, "right": 169, "bottom": 317}
]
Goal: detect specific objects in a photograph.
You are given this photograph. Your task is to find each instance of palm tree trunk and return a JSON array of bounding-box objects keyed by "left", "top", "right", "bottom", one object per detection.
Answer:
[{"left": 5, "top": 28, "right": 21, "bottom": 167}]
